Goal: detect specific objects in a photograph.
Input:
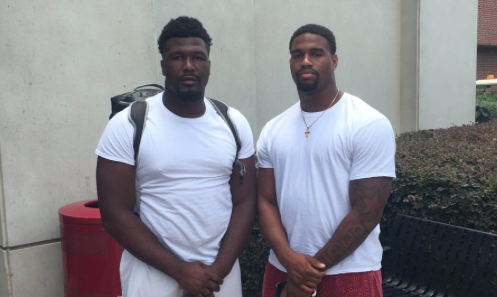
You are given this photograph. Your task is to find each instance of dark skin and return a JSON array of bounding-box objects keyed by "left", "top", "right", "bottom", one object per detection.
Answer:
[
  {"left": 160, "top": 37, "right": 210, "bottom": 118},
  {"left": 290, "top": 33, "right": 341, "bottom": 112},
  {"left": 257, "top": 33, "right": 393, "bottom": 297},
  {"left": 97, "top": 37, "right": 257, "bottom": 297}
]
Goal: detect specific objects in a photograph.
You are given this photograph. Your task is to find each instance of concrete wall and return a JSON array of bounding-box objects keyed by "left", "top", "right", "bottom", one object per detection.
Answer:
[
  {"left": 400, "top": 0, "right": 420, "bottom": 132},
  {"left": 400, "top": 0, "right": 478, "bottom": 131},
  {"left": 7, "top": 243, "right": 63, "bottom": 297},
  {"left": 0, "top": 250, "right": 9, "bottom": 297},
  {"left": 254, "top": 0, "right": 401, "bottom": 136},
  {"left": 0, "top": 0, "right": 159, "bottom": 295},
  {"left": 0, "top": 0, "right": 477, "bottom": 296},
  {"left": 418, "top": 0, "right": 477, "bottom": 130}
]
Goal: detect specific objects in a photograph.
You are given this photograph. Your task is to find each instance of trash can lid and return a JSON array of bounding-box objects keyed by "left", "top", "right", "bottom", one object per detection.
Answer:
[{"left": 59, "top": 199, "right": 102, "bottom": 225}]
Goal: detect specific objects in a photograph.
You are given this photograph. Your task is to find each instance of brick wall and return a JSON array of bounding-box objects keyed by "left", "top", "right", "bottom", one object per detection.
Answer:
[
  {"left": 477, "top": 47, "right": 497, "bottom": 91},
  {"left": 478, "top": 0, "right": 497, "bottom": 45},
  {"left": 477, "top": 0, "right": 497, "bottom": 91},
  {"left": 477, "top": 47, "right": 497, "bottom": 79}
]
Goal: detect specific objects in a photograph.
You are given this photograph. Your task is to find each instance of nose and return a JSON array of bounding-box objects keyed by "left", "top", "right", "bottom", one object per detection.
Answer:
[
  {"left": 301, "top": 53, "right": 312, "bottom": 67},
  {"left": 183, "top": 57, "right": 195, "bottom": 72}
]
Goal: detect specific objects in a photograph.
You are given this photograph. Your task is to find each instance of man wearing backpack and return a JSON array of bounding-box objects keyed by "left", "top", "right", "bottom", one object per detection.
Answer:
[
  {"left": 96, "top": 16, "right": 256, "bottom": 297},
  {"left": 257, "top": 24, "right": 396, "bottom": 297}
]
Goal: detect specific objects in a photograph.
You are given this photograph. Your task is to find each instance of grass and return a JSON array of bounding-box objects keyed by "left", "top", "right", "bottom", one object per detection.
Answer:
[{"left": 476, "top": 90, "right": 497, "bottom": 119}]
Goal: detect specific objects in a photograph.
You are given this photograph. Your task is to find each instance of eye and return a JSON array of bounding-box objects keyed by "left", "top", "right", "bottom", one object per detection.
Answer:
[
  {"left": 292, "top": 54, "right": 302, "bottom": 59},
  {"left": 193, "top": 56, "right": 205, "bottom": 61},
  {"left": 171, "top": 56, "right": 183, "bottom": 61},
  {"left": 312, "top": 53, "right": 322, "bottom": 57}
]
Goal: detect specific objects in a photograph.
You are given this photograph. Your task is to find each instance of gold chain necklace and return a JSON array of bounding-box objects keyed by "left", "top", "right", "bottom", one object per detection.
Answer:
[{"left": 300, "top": 89, "right": 340, "bottom": 138}]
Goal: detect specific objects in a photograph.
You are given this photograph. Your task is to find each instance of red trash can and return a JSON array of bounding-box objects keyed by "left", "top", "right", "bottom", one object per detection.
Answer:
[{"left": 59, "top": 199, "right": 123, "bottom": 297}]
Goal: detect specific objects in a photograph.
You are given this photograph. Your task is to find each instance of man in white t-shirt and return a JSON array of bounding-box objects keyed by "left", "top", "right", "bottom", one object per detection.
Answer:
[
  {"left": 96, "top": 17, "right": 256, "bottom": 297},
  {"left": 257, "top": 24, "right": 396, "bottom": 297}
]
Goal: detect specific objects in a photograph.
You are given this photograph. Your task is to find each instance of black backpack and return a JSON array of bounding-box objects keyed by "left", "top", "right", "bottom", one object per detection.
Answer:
[
  {"left": 110, "top": 84, "right": 245, "bottom": 215},
  {"left": 109, "top": 84, "right": 164, "bottom": 120},
  {"left": 476, "top": 106, "right": 492, "bottom": 123}
]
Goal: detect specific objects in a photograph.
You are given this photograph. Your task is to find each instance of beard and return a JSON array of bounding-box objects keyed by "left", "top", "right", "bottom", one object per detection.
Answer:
[
  {"left": 177, "top": 89, "right": 203, "bottom": 102},
  {"left": 296, "top": 72, "right": 319, "bottom": 93},
  {"left": 297, "top": 80, "right": 319, "bottom": 92},
  {"left": 175, "top": 74, "right": 204, "bottom": 102}
]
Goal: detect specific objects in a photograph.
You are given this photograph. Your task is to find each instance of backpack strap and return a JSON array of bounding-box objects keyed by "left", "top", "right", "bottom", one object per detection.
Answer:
[
  {"left": 129, "top": 101, "right": 148, "bottom": 161},
  {"left": 128, "top": 101, "right": 149, "bottom": 216},
  {"left": 206, "top": 98, "right": 245, "bottom": 184},
  {"left": 127, "top": 98, "right": 244, "bottom": 217}
]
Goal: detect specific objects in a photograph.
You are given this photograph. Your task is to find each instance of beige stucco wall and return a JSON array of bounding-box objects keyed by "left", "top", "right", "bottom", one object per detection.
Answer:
[
  {"left": 0, "top": 0, "right": 159, "bottom": 295},
  {"left": 254, "top": 0, "right": 402, "bottom": 136},
  {"left": 400, "top": 0, "right": 421, "bottom": 132},
  {"left": 0, "top": 0, "right": 477, "bottom": 296},
  {"left": 0, "top": 249, "right": 9, "bottom": 297},
  {"left": 418, "top": 0, "right": 478, "bottom": 129},
  {"left": 400, "top": 0, "right": 478, "bottom": 131}
]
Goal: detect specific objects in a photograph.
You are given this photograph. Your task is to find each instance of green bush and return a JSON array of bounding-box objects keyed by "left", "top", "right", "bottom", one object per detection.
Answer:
[
  {"left": 382, "top": 119, "right": 497, "bottom": 238},
  {"left": 477, "top": 90, "right": 497, "bottom": 118},
  {"left": 240, "top": 223, "right": 269, "bottom": 297}
]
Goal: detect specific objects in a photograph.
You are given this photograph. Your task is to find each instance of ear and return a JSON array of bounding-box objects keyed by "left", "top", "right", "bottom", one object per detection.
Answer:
[
  {"left": 332, "top": 54, "right": 339, "bottom": 70},
  {"left": 160, "top": 59, "right": 166, "bottom": 76},
  {"left": 208, "top": 60, "right": 211, "bottom": 75}
]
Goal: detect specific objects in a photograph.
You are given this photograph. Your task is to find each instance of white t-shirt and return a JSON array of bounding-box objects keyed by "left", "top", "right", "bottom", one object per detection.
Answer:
[
  {"left": 257, "top": 92, "right": 396, "bottom": 275},
  {"left": 96, "top": 93, "right": 254, "bottom": 264}
]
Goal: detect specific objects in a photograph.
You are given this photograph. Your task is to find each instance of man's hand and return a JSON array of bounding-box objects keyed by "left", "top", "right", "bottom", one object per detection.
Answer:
[
  {"left": 280, "top": 251, "right": 325, "bottom": 290},
  {"left": 175, "top": 261, "right": 223, "bottom": 297},
  {"left": 205, "top": 263, "right": 229, "bottom": 281},
  {"left": 280, "top": 280, "right": 316, "bottom": 297}
]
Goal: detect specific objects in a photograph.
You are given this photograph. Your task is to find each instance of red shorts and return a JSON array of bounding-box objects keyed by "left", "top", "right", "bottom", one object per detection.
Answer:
[{"left": 262, "top": 262, "right": 383, "bottom": 297}]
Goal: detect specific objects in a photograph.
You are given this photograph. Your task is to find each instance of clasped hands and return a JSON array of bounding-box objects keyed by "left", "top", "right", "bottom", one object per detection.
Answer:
[
  {"left": 279, "top": 252, "right": 326, "bottom": 297},
  {"left": 176, "top": 261, "right": 225, "bottom": 297}
]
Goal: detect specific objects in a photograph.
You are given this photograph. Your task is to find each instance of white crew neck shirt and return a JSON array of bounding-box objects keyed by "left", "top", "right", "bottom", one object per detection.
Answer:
[
  {"left": 257, "top": 92, "right": 396, "bottom": 275},
  {"left": 96, "top": 93, "right": 254, "bottom": 264}
]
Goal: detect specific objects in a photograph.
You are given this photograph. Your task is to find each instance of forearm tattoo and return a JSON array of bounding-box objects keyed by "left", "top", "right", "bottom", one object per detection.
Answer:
[{"left": 317, "top": 177, "right": 392, "bottom": 268}]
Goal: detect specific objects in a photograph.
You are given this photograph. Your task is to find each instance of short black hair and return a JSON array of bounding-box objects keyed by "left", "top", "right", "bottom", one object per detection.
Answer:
[
  {"left": 289, "top": 24, "right": 336, "bottom": 54},
  {"left": 157, "top": 16, "right": 212, "bottom": 55}
]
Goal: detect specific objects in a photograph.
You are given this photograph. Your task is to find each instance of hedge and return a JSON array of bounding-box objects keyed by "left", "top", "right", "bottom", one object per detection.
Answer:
[
  {"left": 240, "top": 119, "right": 497, "bottom": 296},
  {"left": 382, "top": 119, "right": 497, "bottom": 236},
  {"left": 240, "top": 223, "right": 269, "bottom": 297}
]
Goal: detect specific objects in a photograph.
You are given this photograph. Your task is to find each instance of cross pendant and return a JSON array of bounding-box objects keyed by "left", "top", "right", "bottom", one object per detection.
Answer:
[{"left": 305, "top": 129, "right": 310, "bottom": 138}]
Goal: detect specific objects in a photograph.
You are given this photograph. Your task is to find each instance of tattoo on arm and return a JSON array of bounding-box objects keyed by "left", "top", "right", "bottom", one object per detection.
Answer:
[{"left": 317, "top": 177, "right": 392, "bottom": 267}]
